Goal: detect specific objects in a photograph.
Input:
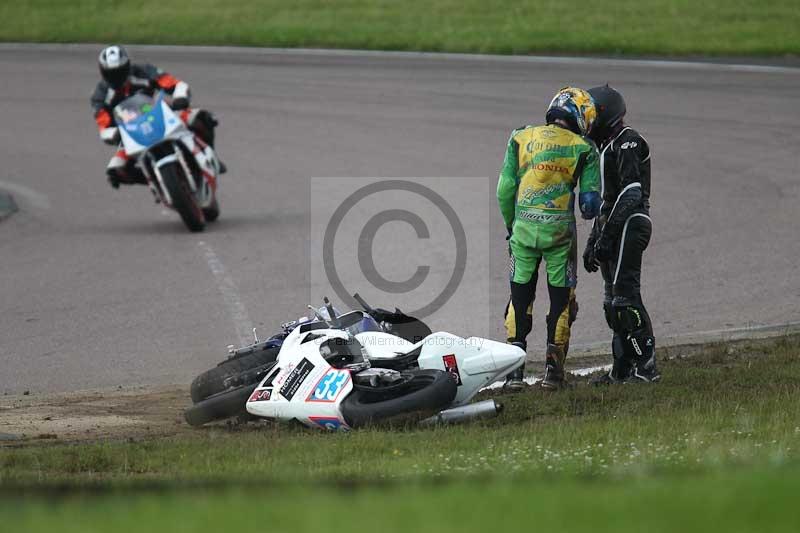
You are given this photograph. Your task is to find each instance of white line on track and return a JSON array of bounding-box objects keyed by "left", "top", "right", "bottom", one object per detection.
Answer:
[
  {"left": 483, "top": 364, "right": 613, "bottom": 390},
  {"left": 0, "top": 180, "right": 51, "bottom": 210},
  {"left": 197, "top": 240, "right": 253, "bottom": 348},
  {"left": 2, "top": 43, "right": 799, "bottom": 75}
]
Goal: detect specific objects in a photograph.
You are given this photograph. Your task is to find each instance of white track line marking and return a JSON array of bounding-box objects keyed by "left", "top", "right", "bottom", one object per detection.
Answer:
[
  {"left": 2, "top": 43, "right": 799, "bottom": 75},
  {"left": 197, "top": 240, "right": 253, "bottom": 348},
  {"left": 0, "top": 180, "right": 51, "bottom": 210},
  {"left": 483, "top": 364, "right": 612, "bottom": 390}
]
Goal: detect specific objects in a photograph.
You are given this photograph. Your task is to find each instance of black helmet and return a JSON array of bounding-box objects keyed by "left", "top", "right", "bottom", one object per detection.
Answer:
[
  {"left": 98, "top": 45, "right": 131, "bottom": 89},
  {"left": 588, "top": 85, "right": 626, "bottom": 143}
]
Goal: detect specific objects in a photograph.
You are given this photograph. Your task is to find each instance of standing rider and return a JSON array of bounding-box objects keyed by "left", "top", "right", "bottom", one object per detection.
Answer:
[
  {"left": 91, "top": 45, "right": 224, "bottom": 188},
  {"left": 498, "top": 87, "right": 601, "bottom": 390},
  {"left": 583, "top": 85, "right": 660, "bottom": 384}
]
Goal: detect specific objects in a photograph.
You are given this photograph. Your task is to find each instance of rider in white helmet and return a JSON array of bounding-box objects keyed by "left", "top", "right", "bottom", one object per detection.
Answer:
[{"left": 91, "top": 45, "right": 225, "bottom": 188}]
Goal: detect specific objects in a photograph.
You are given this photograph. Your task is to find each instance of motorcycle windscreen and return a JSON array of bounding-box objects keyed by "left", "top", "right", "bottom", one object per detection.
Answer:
[{"left": 115, "top": 93, "right": 167, "bottom": 149}]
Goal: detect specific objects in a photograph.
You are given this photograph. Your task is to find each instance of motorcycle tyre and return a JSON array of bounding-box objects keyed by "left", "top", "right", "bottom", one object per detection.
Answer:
[
  {"left": 161, "top": 162, "right": 205, "bottom": 232},
  {"left": 340, "top": 369, "right": 456, "bottom": 428},
  {"left": 184, "top": 384, "right": 253, "bottom": 427},
  {"left": 190, "top": 345, "right": 281, "bottom": 403}
]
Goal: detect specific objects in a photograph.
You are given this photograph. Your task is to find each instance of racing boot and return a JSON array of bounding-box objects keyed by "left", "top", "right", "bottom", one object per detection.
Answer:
[
  {"left": 504, "top": 341, "right": 526, "bottom": 391},
  {"left": 106, "top": 166, "right": 146, "bottom": 189},
  {"left": 590, "top": 334, "right": 633, "bottom": 385},
  {"left": 540, "top": 343, "right": 566, "bottom": 390},
  {"left": 630, "top": 335, "right": 661, "bottom": 383}
]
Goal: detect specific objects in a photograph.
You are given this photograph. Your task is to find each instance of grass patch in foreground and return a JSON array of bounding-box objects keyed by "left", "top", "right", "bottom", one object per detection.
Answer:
[
  {"left": 1, "top": 338, "right": 799, "bottom": 486},
  {"left": 3, "top": 466, "right": 800, "bottom": 533},
  {"left": 3, "top": 0, "right": 800, "bottom": 56}
]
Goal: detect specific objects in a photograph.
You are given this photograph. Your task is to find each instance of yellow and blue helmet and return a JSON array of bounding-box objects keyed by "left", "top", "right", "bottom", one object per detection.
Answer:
[{"left": 545, "top": 87, "right": 597, "bottom": 136}]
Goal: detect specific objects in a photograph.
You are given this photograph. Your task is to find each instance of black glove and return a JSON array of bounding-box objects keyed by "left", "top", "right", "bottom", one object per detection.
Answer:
[
  {"left": 594, "top": 234, "right": 615, "bottom": 262},
  {"left": 171, "top": 97, "right": 190, "bottom": 111},
  {"left": 583, "top": 241, "right": 599, "bottom": 272},
  {"left": 506, "top": 226, "right": 513, "bottom": 256}
]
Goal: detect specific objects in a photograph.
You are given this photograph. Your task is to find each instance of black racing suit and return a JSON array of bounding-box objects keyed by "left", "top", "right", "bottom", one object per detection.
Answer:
[
  {"left": 587, "top": 126, "right": 658, "bottom": 380},
  {"left": 91, "top": 63, "right": 217, "bottom": 183}
]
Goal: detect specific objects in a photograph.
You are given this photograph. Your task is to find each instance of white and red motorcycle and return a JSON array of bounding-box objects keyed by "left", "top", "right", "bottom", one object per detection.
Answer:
[
  {"left": 115, "top": 91, "right": 221, "bottom": 231},
  {"left": 185, "top": 296, "right": 525, "bottom": 430}
]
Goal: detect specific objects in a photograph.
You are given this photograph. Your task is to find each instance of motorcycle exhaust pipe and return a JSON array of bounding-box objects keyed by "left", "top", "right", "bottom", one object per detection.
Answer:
[{"left": 419, "top": 399, "right": 503, "bottom": 427}]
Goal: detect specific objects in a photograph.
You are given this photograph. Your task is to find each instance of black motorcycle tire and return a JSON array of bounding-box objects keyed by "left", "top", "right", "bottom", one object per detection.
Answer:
[
  {"left": 203, "top": 196, "right": 220, "bottom": 222},
  {"left": 340, "top": 369, "right": 456, "bottom": 428},
  {"left": 184, "top": 384, "right": 253, "bottom": 427},
  {"left": 190, "top": 345, "right": 281, "bottom": 403},
  {"left": 161, "top": 162, "right": 205, "bottom": 232}
]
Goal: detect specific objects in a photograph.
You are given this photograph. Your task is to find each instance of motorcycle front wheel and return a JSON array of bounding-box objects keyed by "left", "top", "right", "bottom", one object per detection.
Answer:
[
  {"left": 184, "top": 384, "right": 254, "bottom": 427},
  {"left": 160, "top": 162, "right": 205, "bottom": 232},
  {"left": 340, "top": 369, "right": 456, "bottom": 428},
  {"left": 190, "top": 343, "right": 281, "bottom": 403}
]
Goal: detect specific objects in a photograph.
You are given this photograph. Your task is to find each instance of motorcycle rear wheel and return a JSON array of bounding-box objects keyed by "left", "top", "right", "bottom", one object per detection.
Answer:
[
  {"left": 161, "top": 162, "right": 205, "bottom": 232},
  {"left": 340, "top": 369, "right": 456, "bottom": 428}
]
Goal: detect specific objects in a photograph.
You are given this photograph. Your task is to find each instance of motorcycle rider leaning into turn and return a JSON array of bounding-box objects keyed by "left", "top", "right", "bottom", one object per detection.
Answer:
[
  {"left": 583, "top": 85, "right": 660, "bottom": 384},
  {"left": 90, "top": 45, "right": 225, "bottom": 189},
  {"left": 497, "top": 87, "right": 601, "bottom": 391}
]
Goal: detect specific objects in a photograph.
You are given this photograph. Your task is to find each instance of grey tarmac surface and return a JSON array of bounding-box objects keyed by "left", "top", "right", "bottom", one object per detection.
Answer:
[{"left": 1, "top": 45, "right": 799, "bottom": 394}]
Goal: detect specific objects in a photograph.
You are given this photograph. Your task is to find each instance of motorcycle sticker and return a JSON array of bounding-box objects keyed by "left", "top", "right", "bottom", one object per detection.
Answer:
[
  {"left": 442, "top": 354, "right": 462, "bottom": 386},
  {"left": 249, "top": 389, "right": 272, "bottom": 402},
  {"left": 307, "top": 369, "right": 350, "bottom": 403},
  {"left": 309, "top": 416, "right": 349, "bottom": 431},
  {"left": 279, "top": 357, "right": 315, "bottom": 400}
]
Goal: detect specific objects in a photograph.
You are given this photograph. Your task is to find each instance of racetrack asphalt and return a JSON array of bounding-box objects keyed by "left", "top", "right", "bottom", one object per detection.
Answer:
[{"left": 1, "top": 45, "right": 798, "bottom": 394}]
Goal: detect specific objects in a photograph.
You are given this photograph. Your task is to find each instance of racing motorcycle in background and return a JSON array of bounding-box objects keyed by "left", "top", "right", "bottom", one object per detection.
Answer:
[
  {"left": 184, "top": 295, "right": 525, "bottom": 429},
  {"left": 115, "top": 91, "right": 221, "bottom": 232}
]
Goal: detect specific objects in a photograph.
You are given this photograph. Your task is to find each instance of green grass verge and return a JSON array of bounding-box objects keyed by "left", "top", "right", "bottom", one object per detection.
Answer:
[
  {"left": 2, "top": 338, "right": 799, "bottom": 486},
  {"left": 3, "top": 467, "right": 800, "bottom": 533},
  {"left": 4, "top": 1, "right": 800, "bottom": 56},
  {"left": 2, "top": 338, "right": 799, "bottom": 531}
]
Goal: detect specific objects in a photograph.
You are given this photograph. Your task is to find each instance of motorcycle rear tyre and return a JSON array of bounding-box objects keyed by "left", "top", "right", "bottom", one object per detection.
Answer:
[{"left": 340, "top": 369, "right": 456, "bottom": 428}]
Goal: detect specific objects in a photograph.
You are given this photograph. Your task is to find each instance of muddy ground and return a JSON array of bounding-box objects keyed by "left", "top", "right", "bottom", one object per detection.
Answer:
[{"left": 0, "top": 385, "right": 194, "bottom": 445}]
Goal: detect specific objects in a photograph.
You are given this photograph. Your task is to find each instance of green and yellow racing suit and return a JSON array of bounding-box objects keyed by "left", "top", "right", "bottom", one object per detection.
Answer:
[
  {"left": 497, "top": 124, "right": 600, "bottom": 349},
  {"left": 497, "top": 124, "right": 600, "bottom": 287}
]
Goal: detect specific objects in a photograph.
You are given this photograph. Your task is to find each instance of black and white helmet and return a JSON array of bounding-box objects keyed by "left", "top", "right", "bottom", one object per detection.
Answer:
[{"left": 98, "top": 45, "right": 131, "bottom": 89}]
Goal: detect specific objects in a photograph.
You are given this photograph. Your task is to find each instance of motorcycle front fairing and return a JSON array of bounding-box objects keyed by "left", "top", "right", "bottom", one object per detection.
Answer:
[
  {"left": 246, "top": 326, "right": 355, "bottom": 431},
  {"left": 116, "top": 92, "right": 187, "bottom": 157}
]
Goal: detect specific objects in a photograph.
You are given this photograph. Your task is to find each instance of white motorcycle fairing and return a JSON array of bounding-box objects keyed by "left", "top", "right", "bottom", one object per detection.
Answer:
[
  {"left": 356, "top": 331, "right": 524, "bottom": 406},
  {"left": 246, "top": 327, "right": 354, "bottom": 430}
]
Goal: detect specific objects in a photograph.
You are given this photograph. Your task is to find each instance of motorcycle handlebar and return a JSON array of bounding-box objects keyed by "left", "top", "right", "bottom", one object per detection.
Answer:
[{"left": 352, "top": 293, "right": 376, "bottom": 315}]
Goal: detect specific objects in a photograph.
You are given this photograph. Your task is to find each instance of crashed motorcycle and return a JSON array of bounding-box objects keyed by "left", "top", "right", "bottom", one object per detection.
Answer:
[
  {"left": 184, "top": 296, "right": 525, "bottom": 429},
  {"left": 114, "top": 91, "right": 221, "bottom": 231}
]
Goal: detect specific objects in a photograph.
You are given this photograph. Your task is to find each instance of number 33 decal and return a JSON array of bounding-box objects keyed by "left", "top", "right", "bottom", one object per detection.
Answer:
[{"left": 308, "top": 369, "right": 350, "bottom": 402}]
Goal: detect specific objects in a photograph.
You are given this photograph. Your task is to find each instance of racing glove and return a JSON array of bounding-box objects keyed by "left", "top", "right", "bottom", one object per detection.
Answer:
[
  {"left": 100, "top": 127, "right": 120, "bottom": 145},
  {"left": 583, "top": 241, "right": 599, "bottom": 272},
  {"left": 594, "top": 233, "right": 615, "bottom": 263}
]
